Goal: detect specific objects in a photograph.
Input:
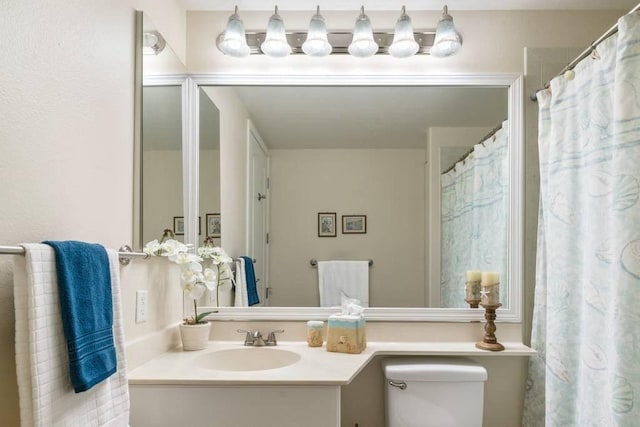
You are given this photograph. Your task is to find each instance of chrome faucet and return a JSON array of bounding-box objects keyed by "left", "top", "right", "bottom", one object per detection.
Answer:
[
  {"left": 237, "top": 329, "right": 284, "bottom": 346},
  {"left": 266, "top": 330, "right": 284, "bottom": 346},
  {"left": 251, "top": 330, "right": 266, "bottom": 346}
]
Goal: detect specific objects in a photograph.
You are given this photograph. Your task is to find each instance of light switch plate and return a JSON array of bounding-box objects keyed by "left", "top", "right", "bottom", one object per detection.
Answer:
[{"left": 136, "top": 290, "right": 148, "bottom": 323}]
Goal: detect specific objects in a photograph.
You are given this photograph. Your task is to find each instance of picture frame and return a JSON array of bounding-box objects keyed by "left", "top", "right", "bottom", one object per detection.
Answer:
[
  {"left": 318, "top": 212, "right": 337, "bottom": 237},
  {"left": 206, "top": 213, "right": 221, "bottom": 238},
  {"left": 342, "top": 215, "right": 367, "bottom": 234},
  {"left": 173, "top": 216, "right": 201, "bottom": 236},
  {"left": 173, "top": 216, "right": 184, "bottom": 235}
]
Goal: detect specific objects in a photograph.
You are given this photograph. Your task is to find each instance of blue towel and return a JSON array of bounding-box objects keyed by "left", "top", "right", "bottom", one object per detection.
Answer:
[
  {"left": 241, "top": 256, "right": 260, "bottom": 306},
  {"left": 43, "top": 240, "right": 117, "bottom": 393}
]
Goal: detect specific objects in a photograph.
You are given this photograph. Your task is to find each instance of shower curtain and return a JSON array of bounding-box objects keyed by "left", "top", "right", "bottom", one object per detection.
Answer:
[
  {"left": 523, "top": 13, "right": 640, "bottom": 426},
  {"left": 440, "top": 120, "right": 509, "bottom": 308}
]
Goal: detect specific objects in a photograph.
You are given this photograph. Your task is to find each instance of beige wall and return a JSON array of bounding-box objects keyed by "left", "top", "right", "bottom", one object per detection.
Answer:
[
  {"left": 199, "top": 149, "right": 221, "bottom": 245},
  {"left": 0, "top": 0, "right": 185, "bottom": 423},
  {"left": 269, "top": 149, "right": 425, "bottom": 307},
  {"left": 143, "top": 150, "right": 184, "bottom": 243},
  {"left": 142, "top": 148, "right": 221, "bottom": 245}
]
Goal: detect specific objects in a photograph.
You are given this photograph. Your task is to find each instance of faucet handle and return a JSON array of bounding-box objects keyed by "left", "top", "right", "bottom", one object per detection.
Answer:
[
  {"left": 237, "top": 329, "right": 254, "bottom": 346},
  {"left": 266, "top": 329, "right": 284, "bottom": 346}
]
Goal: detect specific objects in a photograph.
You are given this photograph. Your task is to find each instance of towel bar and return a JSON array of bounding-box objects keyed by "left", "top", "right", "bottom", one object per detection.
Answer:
[
  {"left": 310, "top": 258, "right": 373, "bottom": 267},
  {"left": 0, "top": 244, "right": 149, "bottom": 266}
]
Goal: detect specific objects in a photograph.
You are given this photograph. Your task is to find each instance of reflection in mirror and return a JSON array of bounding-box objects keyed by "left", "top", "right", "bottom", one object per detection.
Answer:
[
  {"left": 211, "top": 85, "right": 508, "bottom": 309},
  {"left": 142, "top": 85, "right": 184, "bottom": 244},
  {"left": 436, "top": 121, "right": 509, "bottom": 309},
  {"left": 198, "top": 89, "right": 221, "bottom": 246}
]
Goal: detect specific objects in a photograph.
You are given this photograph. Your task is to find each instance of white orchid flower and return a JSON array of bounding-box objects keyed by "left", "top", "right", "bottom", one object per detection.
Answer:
[
  {"left": 172, "top": 252, "right": 202, "bottom": 265},
  {"left": 211, "top": 248, "right": 233, "bottom": 265},
  {"left": 197, "top": 246, "right": 216, "bottom": 259},
  {"left": 143, "top": 239, "right": 162, "bottom": 256},
  {"left": 183, "top": 282, "right": 206, "bottom": 300},
  {"left": 202, "top": 267, "right": 218, "bottom": 291},
  {"left": 162, "top": 239, "right": 189, "bottom": 258},
  {"left": 181, "top": 262, "right": 204, "bottom": 286}
]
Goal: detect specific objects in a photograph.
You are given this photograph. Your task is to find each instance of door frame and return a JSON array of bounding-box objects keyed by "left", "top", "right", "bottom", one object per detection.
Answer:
[{"left": 246, "top": 121, "right": 270, "bottom": 305}]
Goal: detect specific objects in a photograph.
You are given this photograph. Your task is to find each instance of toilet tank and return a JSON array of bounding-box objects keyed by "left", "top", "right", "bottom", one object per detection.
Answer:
[{"left": 383, "top": 358, "right": 488, "bottom": 427}]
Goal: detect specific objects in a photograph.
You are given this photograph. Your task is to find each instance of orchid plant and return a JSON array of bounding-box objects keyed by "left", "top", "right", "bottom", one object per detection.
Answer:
[{"left": 143, "top": 230, "right": 233, "bottom": 325}]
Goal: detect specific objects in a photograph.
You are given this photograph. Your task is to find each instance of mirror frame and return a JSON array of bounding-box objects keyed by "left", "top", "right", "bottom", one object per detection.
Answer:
[{"left": 186, "top": 73, "right": 523, "bottom": 322}]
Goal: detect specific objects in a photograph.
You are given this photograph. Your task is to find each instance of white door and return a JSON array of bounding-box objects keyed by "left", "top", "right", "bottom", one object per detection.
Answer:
[{"left": 247, "top": 124, "right": 269, "bottom": 306}]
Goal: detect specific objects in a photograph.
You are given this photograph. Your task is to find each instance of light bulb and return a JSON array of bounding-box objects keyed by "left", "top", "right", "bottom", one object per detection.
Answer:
[
  {"left": 432, "top": 5, "right": 462, "bottom": 57},
  {"left": 302, "top": 6, "right": 332, "bottom": 57},
  {"left": 389, "top": 6, "right": 419, "bottom": 58},
  {"left": 218, "top": 6, "right": 250, "bottom": 58},
  {"left": 348, "top": 6, "right": 378, "bottom": 58},
  {"left": 261, "top": 6, "right": 292, "bottom": 58}
]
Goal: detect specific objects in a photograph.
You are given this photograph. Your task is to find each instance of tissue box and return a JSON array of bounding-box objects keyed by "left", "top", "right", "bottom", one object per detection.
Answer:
[{"left": 326, "top": 314, "right": 366, "bottom": 354}]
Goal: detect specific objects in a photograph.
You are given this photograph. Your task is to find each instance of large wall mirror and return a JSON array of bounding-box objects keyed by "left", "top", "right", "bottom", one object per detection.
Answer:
[
  {"left": 133, "top": 13, "right": 523, "bottom": 322},
  {"left": 192, "top": 74, "right": 523, "bottom": 322}
]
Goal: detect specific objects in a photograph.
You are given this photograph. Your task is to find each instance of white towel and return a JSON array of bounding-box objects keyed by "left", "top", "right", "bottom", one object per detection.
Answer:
[
  {"left": 233, "top": 259, "right": 249, "bottom": 307},
  {"left": 14, "top": 244, "right": 129, "bottom": 427},
  {"left": 317, "top": 260, "right": 369, "bottom": 307}
]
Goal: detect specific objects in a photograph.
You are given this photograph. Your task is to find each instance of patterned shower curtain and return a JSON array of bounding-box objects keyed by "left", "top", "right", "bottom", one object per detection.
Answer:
[
  {"left": 523, "top": 13, "right": 640, "bottom": 426},
  {"left": 440, "top": 121, "right": 509, "bottom": 308}
]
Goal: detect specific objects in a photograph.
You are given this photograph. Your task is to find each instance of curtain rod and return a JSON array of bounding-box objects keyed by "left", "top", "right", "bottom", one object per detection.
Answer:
[
  {"left": 441, "top": 121, "right": 506, "bottom": 175},
  {"left": 531, "top": 3, "right": 640, "bottom": 101}
]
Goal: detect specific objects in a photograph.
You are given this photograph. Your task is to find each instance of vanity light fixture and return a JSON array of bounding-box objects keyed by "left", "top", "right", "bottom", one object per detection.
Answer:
[
  {"left": 143, "top": 31, "right": 166, "bottom": 55},
  {"left": 348, "top": 6, "right": 379, "bottom": 58},
  {"left": 261, "top": 6, "right": 292, "bottom": 57},
  {"left": 431, "top": 5, "right": 462, "bottom": 57},
  {"left": 388, "top": 6, "right": 419, "bottom": 58},
  {"left": 216, "top": 4, "right": 461, "bottom": 58},
  {"left": 302, "top": 6, "right": 332, "bottom": 57},
  {"left": 217, "top": 6, "right": 250, "bottom": 58}
]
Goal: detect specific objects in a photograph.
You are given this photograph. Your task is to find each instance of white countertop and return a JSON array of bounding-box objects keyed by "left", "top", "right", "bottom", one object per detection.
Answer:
[{"left": 128, "top": 340, "right": 534, "bottom": 386}]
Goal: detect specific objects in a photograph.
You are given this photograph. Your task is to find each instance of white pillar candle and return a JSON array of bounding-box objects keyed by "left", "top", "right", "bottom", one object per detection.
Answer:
[
  {"left": 480, "top": 271, "right": 500, "bottom": 306},
  {"left": 466, "top": 270, "right": 481, "bottom": 282},
  {"left": 481, "top": 271, "right": 500, "bottom": 285}
]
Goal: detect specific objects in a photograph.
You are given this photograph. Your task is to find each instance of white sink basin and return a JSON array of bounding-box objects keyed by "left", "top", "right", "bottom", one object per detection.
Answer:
[{"left": 195, "top": 347, "right": 302, "bottom": 371}]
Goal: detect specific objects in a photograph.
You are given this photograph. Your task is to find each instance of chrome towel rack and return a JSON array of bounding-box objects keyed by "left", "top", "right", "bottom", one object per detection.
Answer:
[
  {"left": 310, "top": 258, "right": 373, "bottom": 267},
  {"left": 0, "top": 244, "right": 149, "bottom": 266}
]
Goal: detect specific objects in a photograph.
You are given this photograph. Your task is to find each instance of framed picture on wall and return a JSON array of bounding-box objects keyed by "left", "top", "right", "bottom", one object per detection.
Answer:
[
  {"left": 342, "top": 215, "right": 367, "bottom": 234},
  {"left": 173, "top": 216, "right": 202, "bottom": 235},
  {"left": 318, "top": 212, "right": 337, "bottom": 237},
  {"left": 206, "top": 213, "right": 221, "bottom": 238},
  {"left": 173, "top": 216, "right": 184, "bottom": 235}
]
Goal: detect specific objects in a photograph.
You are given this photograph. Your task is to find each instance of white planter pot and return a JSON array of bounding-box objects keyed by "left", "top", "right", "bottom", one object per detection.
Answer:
[{"left": 179, "top": 321, "right": 211, "bottom": 351}]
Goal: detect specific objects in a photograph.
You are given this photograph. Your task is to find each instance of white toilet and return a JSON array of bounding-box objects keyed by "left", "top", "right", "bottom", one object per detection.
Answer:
[{"left": 383, "top": 358, "right": 488, "bottom": 427}]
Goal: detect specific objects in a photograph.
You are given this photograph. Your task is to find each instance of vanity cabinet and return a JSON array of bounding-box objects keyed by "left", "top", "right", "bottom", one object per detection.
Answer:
[{"left": 129, "top": 384, "right": 340, "bottom": 427}]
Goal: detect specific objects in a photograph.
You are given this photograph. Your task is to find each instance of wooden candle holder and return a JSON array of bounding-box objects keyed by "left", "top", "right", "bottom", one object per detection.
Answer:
[
  {"left": 475, "top": 303, "right": 505, "bottom": 351},
  {"left": 465, "top": 299, "right": 480, "bottom": 308}
]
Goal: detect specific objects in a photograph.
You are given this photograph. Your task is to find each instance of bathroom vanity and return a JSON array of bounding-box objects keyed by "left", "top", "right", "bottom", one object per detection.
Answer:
[{"left": 128, "top": 340, "right": 533, "bottom": 427}]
